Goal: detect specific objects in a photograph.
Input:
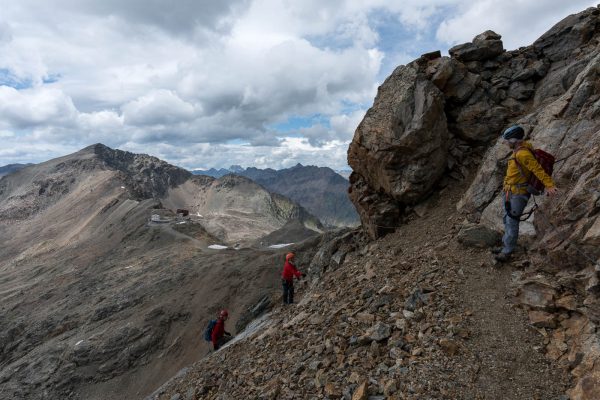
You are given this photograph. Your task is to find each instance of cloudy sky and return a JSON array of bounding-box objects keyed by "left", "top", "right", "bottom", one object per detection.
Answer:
[{"left": 0, "top": 1, "right": 595, "bottom": 170}]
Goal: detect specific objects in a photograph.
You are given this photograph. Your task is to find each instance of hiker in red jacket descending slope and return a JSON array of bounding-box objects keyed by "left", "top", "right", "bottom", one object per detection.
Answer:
[
  {"left": 211, "top": 309, "right": 232, "bottom": 350},
  {"left": 282, "top": 252, "right": 305, "bottom": 304}
]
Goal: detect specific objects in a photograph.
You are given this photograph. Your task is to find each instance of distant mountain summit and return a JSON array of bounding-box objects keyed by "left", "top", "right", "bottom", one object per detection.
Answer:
[
  {"left": 192, "top": 164, "right": 359, "bottom": 227},
  {"left": 0, "top": 163, "right": 34, "bottom": 177},
  {"left": 192, "top": 167, "right": 231, "bottom": 178},
  {"left": 88, "top": 143, "right": 191, "bottom": 198}
]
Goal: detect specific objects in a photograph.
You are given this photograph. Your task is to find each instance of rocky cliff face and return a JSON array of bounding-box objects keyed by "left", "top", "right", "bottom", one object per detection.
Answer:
[
  {"left": 348, "top": 8, "right": 599, "bottom": 239},
  {"left": 348, "top": 6, "right": 600, "bottom": 399},
  {"left": 91, "top": 143, "right": 192, "bottom": 199}
]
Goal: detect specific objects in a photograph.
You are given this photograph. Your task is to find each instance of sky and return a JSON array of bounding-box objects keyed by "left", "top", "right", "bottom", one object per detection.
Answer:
[{"left": 0, "top": 0, "right": 596, "bottom": 170}]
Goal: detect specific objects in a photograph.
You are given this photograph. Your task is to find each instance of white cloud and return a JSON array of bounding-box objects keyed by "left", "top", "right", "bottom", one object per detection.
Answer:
[
  {"left": 330, "top": 109, "right": 367, "bottom": 140},
  {"left": 118, "top": 138, "right": 351, "bottom": 170},
  {"left": 436, "top": 0, "right": 598, "bottom": 50},
  {"left": 122, "top": 90, "right": 197, "bottom": 126},
  {"left": 0, "top": 20, "right": 12, "bottom": 44},
  {"left": 0, "top": 0, "right": 595, "bottom": 169},
  {"left": 0, "top": 86, "right": 78, "bottom": 129}
]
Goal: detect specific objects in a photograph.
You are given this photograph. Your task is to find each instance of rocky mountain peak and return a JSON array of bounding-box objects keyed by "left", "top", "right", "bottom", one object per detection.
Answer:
[
  {"left": 88, "top": 143, "right": 191, "bottom": 199},
  {"left": 448, "top": 30, "right": 504, "bottom": 62},
  {"left": 228, "top": 164, "right": 244, "bottom": 173}
]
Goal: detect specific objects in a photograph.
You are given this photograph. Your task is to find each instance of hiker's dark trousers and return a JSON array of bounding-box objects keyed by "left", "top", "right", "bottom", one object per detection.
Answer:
[
  {"left": 213, "top": 334, "right": 232, "bottom": 351},
  {"left": 282, "top": 279, "right": 294, "bottom": 304},
  {"left": 502, "top": 192, "right": 530, "bottom": 255}
]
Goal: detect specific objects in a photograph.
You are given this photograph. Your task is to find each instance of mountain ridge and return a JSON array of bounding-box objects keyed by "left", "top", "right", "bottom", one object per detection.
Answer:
[
  {"left": 0, "top": 163, "right": 34, "bottom": 177},
  {"left": 193, "top": 163, "right": 359, "bottom": 227},
  {"left": 0, "top": 144, "right": 324, "bottom": 399}
]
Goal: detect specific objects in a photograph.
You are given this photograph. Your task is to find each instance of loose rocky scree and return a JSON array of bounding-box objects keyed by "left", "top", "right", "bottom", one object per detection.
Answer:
[{"left": 154, "top": 184, "right": 569, "bottom": 399}]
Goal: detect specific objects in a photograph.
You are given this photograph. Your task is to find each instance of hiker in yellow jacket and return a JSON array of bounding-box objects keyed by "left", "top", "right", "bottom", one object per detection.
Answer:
[{"left": 495, "top": 126, "right": 559, "bottom": 262}]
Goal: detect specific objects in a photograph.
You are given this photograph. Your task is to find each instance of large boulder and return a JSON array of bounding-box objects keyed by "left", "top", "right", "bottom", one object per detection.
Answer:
[
  {"left": 347, "top": 61, "right": 449, "bottom": 238},
  {"left": 449, "top": 30, "right": 504, "bottom": 62}
]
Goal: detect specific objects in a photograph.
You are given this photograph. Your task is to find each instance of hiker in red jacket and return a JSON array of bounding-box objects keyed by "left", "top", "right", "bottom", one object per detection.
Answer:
[
  {"left": 211, "top": 309, "right": 232, "bottom": 350},
  {"left": 282, "top": 252, "right": 305, "bottom": 304}
]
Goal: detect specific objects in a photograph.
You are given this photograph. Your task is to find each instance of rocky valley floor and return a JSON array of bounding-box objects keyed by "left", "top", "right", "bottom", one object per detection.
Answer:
[{"left": 154, "top": 183, "right": 571, "bottom": 400}]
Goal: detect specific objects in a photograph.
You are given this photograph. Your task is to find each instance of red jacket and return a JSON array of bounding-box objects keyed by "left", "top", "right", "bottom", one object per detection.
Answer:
[
  {"left": 211, "top": 317, "right": 225, "bottom": 346},
  {"left": 282, "top": 261, "right": 302, "bottom": 282}
]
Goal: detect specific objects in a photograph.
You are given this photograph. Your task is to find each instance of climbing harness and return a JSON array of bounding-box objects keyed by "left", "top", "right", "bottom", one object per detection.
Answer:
[{"left": 519, "top": 195, "right": 538, "bottom": 222}]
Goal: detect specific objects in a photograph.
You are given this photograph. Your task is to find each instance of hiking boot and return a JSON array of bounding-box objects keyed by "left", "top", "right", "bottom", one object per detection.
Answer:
[
  {"left": 491, "top": 247, "right": 503, "bottom": 254},
  {"left": 494, "top": 252, "right": 511, "bottom": 263}
]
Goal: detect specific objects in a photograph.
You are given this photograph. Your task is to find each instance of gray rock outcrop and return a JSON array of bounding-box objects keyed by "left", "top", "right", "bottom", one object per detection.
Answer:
[
  {"left": 347, "top": 6, "right": 600, "bottom": 398},
  {"left": 347, "top": 63, "right": 449, "bottom": 237},
  {"left": 349, "top": 7, "right": 599, "bottom": 239}
]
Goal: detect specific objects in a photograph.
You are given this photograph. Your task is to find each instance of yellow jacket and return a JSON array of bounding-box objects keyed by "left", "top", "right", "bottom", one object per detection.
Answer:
[{"left": 503, "top": 141, "right": 555, "bottom": 195}]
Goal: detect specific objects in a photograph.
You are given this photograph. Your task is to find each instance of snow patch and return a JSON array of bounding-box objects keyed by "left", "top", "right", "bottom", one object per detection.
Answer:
[
  {"left": 269, "top": 243, "right": 294, "bottom": 248},
  {"left": 208, "top": 244, "right": 228, "bottom": 250}
]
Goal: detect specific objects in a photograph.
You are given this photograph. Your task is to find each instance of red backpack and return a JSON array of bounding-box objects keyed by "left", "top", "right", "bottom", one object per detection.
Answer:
[{"left": 514, "top": 147, "right": 555, "bottom": 195}]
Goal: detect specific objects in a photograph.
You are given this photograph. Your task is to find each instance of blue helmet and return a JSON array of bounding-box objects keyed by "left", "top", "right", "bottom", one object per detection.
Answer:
[{"left": 502, "top": 125, "right": 524, "bottom": 140}]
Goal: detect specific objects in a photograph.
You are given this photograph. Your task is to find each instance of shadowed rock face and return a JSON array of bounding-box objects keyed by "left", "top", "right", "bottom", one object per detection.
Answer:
[
  {"left": 348, "top": 6, "right": 600, "bottom": 399},
  {"left": 90, "top": 143, "right": 192, "bottom": 199},
  {"left": 348, "top": 64, "right": 448, "bottom": 238}
]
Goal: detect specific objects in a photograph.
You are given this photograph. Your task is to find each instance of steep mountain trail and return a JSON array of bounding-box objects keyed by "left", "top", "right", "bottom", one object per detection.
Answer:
[
  {"left": 357, "top": 182, "right": 570, "bottom": 399},
  {"left": 455, "top": 242, "right": 565, "bottom": 399},
  {"left": 155, "top": 179, "right": 570, "bottom": 399}
]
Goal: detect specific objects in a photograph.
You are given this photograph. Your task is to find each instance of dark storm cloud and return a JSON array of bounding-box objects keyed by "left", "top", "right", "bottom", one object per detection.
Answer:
[{"left": 60, "top": 0, "right": 251, "bottom": 36}]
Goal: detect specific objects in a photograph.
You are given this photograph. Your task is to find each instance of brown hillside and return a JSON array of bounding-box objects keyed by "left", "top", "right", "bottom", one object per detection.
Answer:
[{"left": 0, "top": 145, "right": 324, "bottom": 399}]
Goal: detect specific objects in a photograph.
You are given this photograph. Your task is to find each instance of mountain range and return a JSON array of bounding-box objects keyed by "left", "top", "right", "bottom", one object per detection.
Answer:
[
  {"left": 0, "top": 163, "right": 33, "bottom": 177},
  {"left": 0, "top": 143, "right": 324, "bottom": 399},
  {"left": 193, "top": 164, "right": 359, "bottom": 227}
]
